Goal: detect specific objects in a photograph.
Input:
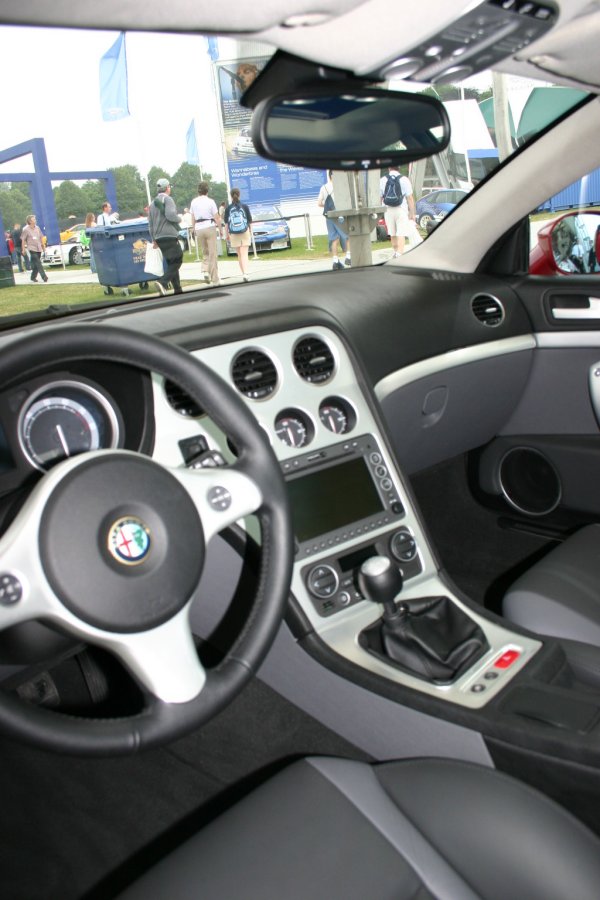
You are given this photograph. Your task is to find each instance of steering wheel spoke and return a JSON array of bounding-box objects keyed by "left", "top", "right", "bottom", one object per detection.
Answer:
[
  {"left": 170, "top": 464, "right": 263, "bottom": 542},
  {"left": 0, "top": 468, "right": 73, "bottom": 630},
  {"left": 108, "top": 610, "right": 206, "bottom": 703}
]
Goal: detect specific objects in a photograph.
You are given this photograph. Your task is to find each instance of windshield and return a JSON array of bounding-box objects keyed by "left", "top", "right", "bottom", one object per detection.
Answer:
[{"left": 0, "top": 26, "right": 588, "bottom": 324}]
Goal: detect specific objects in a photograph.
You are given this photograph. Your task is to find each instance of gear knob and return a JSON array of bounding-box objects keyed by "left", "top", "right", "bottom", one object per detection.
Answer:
[{"left": 358, "top": 556, "right": 403, "bottom": 617}]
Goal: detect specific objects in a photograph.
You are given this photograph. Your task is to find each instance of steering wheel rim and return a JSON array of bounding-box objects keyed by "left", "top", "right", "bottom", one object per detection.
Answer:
[{"left": 0, "top": 324, "right": 293, "bottom": 755}]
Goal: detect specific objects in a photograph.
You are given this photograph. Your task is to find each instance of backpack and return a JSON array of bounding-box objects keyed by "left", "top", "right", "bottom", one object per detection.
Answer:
[
  {"left": 228, "top": 203, "right": 248, "bottom": 234},
  {"left": 383, "top": 173, "right": 403, "bottom": 207},
  {"left": 323, "top": 188, "right": 335, "bottom": 215}
]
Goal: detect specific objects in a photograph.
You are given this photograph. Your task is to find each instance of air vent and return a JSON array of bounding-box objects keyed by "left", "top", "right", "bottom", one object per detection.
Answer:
[
  {"left": 471, "top": 294, "right": 505, "bottom": 327},
  {"left": 293, "top": 336, "right": 335, "bottom": 384},
  {"left": 231, "top": 349, "right": 278, "bottom": 400},
  {"left": 164, "top": 379, "right": 204, "bottom": 417}
]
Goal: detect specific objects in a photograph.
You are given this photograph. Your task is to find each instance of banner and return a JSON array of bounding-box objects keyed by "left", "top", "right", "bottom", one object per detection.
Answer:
[
  {"left": 186, "top": 119, "right": 199, "bottom": 166},
  {"left": 206, "top": 37, "right": 219, "bottom": 61},
  {"left": 99, "top": 33, "right": 129, "bottom": 122},
  {"left": 215, "top": 56, "right": 326, "bottom": 206}
]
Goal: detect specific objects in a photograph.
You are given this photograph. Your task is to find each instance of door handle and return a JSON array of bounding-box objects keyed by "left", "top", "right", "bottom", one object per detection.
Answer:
[
  {"left": 588, "top": 362, "right": 600, "bottom": 427},
  {"left": 553, "top": 297, "right": 600, "bottom": 319}
]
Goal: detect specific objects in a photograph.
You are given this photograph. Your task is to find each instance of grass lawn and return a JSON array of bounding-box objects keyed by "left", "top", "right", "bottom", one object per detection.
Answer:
[{"left": 0, "top": 281, "right": 157, "bottom": 317}]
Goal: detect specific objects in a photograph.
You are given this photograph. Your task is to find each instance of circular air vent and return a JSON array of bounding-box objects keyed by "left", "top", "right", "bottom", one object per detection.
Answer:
[
  {"left": 164, "top": 379, "right": 204, "bottom": 417},
  {"left": 471, "top": 294, "right": 505, "bottom": 327},
  {"left": 231, "top": 349, "right": 278, "bottom": 400},
  {"left": 293, "top": 336, "right": 335, "bottom": 384}
]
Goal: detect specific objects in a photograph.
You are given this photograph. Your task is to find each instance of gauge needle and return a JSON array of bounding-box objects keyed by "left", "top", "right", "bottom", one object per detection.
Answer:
[
  {"left": 56, "top": 425, "right": 70, "bottom": 457},
  {"left": 287, "top": 426, "right": 294, "bottom": 445}
]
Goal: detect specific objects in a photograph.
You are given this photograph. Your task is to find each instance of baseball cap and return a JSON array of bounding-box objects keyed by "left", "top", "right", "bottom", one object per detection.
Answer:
[{"left": 156, "top": 178, "right": 170, "bottom": 190}]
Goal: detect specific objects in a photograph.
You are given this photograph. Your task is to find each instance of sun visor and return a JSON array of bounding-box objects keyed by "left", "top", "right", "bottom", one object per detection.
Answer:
[{"left": 525, "top": 7, "right": 600, "bottom": 89}]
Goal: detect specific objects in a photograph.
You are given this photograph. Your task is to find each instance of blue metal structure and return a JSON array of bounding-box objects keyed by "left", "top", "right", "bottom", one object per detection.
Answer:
[{"left": 0, "top": 138, "right": 117, "bottom": 247}]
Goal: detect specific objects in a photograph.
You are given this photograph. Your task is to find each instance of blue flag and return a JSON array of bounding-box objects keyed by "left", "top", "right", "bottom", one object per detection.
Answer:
[
  {"left": 186, "top": 120, "right": 199, "bottom": 166},
  {"left": 99, "top": 33, "right": 129, "bottom": 122},
  {"left": 206, "top": 37, "right": 219, "bottom": 61}
]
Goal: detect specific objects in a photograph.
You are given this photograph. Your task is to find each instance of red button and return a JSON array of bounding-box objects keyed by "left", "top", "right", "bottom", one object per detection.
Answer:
[{"left": 494, "top": 649, "right": 521, "bottom": 669}]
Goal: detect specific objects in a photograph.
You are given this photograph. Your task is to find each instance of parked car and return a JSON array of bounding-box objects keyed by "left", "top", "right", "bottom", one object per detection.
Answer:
[
  {"left": 226, "top": 202, "right": 291, "bottom": 253},
  {"left": 4, "top": 4, "right": 600, "bottom": 899},
  {"left": 59, "top": 223, "right": 86, "bottom": 243},
  {"left": 41, "top": 240, "right": 89, "bottom": 266},
  {"left": 415, "top": 188, "right": 468, "bottom": 228}
]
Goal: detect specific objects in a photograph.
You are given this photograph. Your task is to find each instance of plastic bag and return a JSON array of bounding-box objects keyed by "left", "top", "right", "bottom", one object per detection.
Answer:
[
  {"left": 144, "top": 243, "right": 164, "bottom": 277},
  {"left": 407, "top": 219, "right": 423, "bottom": 248}
]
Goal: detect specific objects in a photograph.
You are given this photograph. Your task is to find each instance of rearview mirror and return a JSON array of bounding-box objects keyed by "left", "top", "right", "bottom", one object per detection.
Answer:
[
  {"left": 250, "top": 86, "right": 450, "bottom": 170},
  {"left": 530, "top": 211, "right": 600, "bottom": 275}
]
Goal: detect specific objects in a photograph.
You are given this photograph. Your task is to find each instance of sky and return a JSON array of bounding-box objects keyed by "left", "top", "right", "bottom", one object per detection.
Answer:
[{"left": 0, "top": 27, "right": 260, "bottom": 183}]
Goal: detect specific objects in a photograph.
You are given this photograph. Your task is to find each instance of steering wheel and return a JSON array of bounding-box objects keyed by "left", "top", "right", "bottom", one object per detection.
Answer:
[{"left": 0, "top": 325, "right": 293, "bottom": 755}]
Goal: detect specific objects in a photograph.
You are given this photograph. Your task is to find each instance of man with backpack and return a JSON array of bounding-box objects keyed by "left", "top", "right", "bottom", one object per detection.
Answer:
[
  {"left": 191, "top": 181, "right": 222, "bottom": 286},
  {"left": 318, "top": 171, "right": 351, "bottom": 270},
  {"left": 223, "top": 188, "right": 253, "bottom": 282},
  {"left": 379, "top": 168, "right": 416, "bottom": 258}
]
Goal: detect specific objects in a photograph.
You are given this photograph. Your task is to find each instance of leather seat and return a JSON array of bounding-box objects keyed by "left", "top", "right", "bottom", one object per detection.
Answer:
[
  {"left": 503, "top": 524, "right": 600, "bottom": 644},
  {"left": 117, "top": 755, "right": 600, "bottom": 900}
]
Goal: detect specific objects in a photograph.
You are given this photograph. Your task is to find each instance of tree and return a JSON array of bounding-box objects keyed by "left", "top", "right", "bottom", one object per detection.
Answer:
[
  {"left": 80, "top": 180, "right": 107, "bottom": 216},
  {"left": 110, "top": 165, "right": 147, "bottom": 217},
  {"left": 53, "top": 181, "right": 87, "bottom": 220},
  {"left": 0, "top": 184, "right": 32, "bottom": 230},
  {"left": 171, "top": 163, "right": 201, "bottom": 209}
]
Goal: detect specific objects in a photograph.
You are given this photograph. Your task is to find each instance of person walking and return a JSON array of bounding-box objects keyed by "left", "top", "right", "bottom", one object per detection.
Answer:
[
  {"left": 148, "top": 177, "right": 183, "bottom": 295},
  {"left": 21, "top": 214, "right": 48, "bottom": 283},
  {"left": 11, "top": 223, "right": 29, "bottom": 272},
  {"left": 190, "top": 181, "right": 221, "bottom": 286},
  {"left": 318, "top": 171, "right": 351, "bottom": 270},
  {"left": 379, "top": 168, "right": 416, "bottom": 257},
  {"left": 224, "top": 188, "right": 252, "bottom": 282}
]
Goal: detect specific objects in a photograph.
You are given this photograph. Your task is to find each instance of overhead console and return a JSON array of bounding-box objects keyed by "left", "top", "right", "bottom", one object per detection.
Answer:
[{"left": 152, "top": 324, "right": 541, "bottom": 709}]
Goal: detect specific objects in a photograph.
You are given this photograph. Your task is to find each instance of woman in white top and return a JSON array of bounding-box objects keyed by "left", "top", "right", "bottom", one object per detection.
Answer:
[{"left": 190, "top": 181, "right": 221, "bottom": 286}]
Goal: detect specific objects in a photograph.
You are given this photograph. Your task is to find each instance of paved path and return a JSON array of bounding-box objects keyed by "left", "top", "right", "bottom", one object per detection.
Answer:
[{"left": 13, "top": 247, "right": 396, "bottom": 290}]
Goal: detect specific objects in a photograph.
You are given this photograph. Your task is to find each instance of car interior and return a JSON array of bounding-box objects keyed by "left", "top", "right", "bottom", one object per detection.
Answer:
[{"left": 4, "top": 1, "right": 600, "bottom": 898}]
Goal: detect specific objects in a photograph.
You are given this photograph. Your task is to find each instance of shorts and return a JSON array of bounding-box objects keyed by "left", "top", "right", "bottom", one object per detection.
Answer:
[
  {"left": 325, "top": 216, "right": 347, "bottom": 251},
  {"left": 229, "top": 230, "right": 251, "bottom": 248},
  {"left": 384, "top": 204, "right": 410, "bottom": 238}
]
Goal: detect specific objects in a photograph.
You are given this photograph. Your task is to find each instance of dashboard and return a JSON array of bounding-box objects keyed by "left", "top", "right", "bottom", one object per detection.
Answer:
[{"left": 0, "top": 272, "right": 543, "bottom": 710}]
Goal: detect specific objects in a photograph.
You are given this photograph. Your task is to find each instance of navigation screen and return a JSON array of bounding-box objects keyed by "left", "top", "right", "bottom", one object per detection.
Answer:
[{"left": 286, "top": 456, "right": 383, "bottom": 543}]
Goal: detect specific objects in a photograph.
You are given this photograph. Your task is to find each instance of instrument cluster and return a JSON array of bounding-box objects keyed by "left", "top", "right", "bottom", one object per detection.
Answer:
[{"left": 0, "top": 362, "right": 153, "bottom": 496}]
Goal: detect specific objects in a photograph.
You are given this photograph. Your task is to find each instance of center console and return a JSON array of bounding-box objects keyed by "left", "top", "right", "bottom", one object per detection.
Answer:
[{"left": 158, "top": 324, "right": 541, "bottom": 710}]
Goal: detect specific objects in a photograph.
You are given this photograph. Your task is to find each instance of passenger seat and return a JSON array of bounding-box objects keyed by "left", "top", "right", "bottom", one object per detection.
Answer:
[{"left": 503, "top": 524, "right": 600, "bottom": 645}]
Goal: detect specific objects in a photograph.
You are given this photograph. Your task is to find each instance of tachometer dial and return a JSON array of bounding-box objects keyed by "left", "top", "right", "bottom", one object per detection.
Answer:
[{"left": 274, "top": 411, "right": 312, "bottom": 449}]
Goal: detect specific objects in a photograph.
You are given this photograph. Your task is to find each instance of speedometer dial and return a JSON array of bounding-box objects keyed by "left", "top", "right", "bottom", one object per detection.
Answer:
[
  {"left": 18, "top": 380, "right": 120, "bottom": 470},
  {"left": 22, "top": 397, "right": 100, "bottom": 468}
]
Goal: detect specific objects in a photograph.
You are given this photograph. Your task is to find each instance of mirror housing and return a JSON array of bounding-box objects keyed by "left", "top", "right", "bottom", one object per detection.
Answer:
[
  {"left": 530, "top": 211, "right": 600, "bottom": 275},
  {"left": 250, "top": 84, "right": 450, "bottom": 170}
]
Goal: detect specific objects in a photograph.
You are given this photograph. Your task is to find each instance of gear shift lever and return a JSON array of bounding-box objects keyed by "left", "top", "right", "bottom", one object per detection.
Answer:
[
  {"left": 358, "top": 555, "right": 489, "bottom": 683},
  {"left": 358, "top": 555, "right": 404, "bottom": 619}
]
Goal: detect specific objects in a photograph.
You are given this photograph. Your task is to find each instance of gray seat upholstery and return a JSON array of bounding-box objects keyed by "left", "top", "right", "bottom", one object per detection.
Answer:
[
  {"left": 117, "top": 755, "right": 600, "bottom": 900},
  {"left": 503, "top": 524, "right": 600, "bottom": 644}
]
